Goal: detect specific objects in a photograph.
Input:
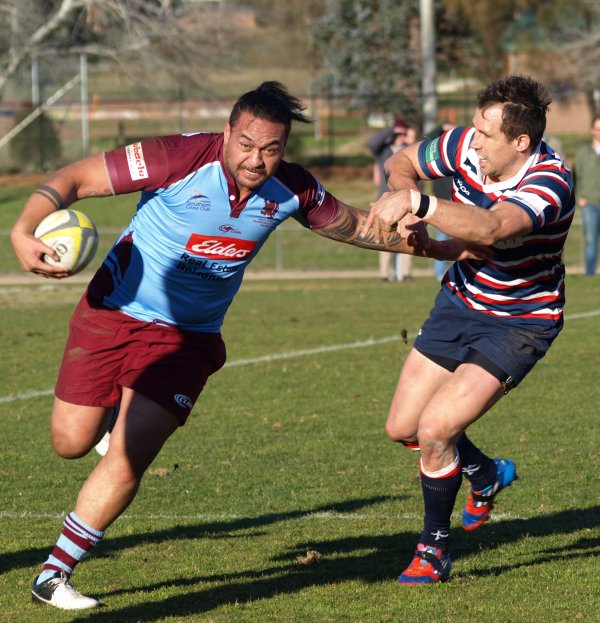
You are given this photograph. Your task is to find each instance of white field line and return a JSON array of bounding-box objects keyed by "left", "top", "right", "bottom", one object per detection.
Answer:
[
  {"left": 0, "top": 510, "right": 523, "bottom": 523},
  {"left": 0, "top": 335, "right": 400, "bottom": 405},
  {"left": 1, "top": 309, "right": 599, "bottom": 406}
]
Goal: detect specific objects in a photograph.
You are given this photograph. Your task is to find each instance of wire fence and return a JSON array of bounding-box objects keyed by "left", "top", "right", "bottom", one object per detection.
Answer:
[
  {"left": 0, "top": 59, "right": 586, "bottom": 275},
  {"left": 0, "top": 57, "right": 479, "bottom": 174}
]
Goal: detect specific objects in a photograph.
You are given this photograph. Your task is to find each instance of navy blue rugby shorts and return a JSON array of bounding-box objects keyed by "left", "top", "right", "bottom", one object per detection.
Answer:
[{"left": 413, "top": 290, "right": 562, "bottom": 392}]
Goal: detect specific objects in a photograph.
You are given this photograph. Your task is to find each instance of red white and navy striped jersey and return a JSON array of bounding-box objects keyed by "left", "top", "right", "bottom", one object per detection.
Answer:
[{"left": 418, "top": 126, "right": 575, "bottom": 325}]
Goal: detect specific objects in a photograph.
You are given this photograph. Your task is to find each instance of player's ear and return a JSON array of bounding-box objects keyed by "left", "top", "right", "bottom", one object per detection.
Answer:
[
  {"left": 223, "top": 123, "right": 231, "bottom": 144},
  {"left": 515, "top": 134, "right": 530, "bottom": 153}
]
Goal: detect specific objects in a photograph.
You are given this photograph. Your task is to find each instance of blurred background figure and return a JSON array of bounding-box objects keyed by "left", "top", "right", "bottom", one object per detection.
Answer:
[
  {"left": 429, "top": 122, "right": 456, "bottom": 281},
  {"left": 367, "top": 117, "right": 417, "bottom": 281},
  {"left": 574, "top": 115, "right": 600, "bottom": 276}
]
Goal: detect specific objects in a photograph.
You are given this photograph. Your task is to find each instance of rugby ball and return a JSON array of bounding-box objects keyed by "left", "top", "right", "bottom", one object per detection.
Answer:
[{"left": 34, "top": 209, "right": 99, "bottom": 274}]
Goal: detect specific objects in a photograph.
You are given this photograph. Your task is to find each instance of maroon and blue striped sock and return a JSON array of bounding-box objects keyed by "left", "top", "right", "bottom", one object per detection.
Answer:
[{"left": 36, "top": 512, "right": 104, "bottom": 585}]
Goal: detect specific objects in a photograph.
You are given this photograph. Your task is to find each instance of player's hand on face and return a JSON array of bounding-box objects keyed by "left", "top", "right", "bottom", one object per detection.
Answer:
[{"left": 10, "top": 231, "right": 70, "bottom": 278}]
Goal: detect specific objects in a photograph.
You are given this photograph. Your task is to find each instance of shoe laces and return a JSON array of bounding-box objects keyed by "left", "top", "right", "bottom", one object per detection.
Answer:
[
  {"left": 47, "top": 571, "right": 76, "bottom": 592},
  {"left": 467, "top": 492, "right": 494, "bottom": 510},
  {"left": 405, "top": 545, "right": 444, "bottom": 575}
]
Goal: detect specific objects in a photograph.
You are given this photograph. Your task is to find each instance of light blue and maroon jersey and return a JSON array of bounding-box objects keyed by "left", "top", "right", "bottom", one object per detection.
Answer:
[
  {"left": 88, "top": 132, "right": 340, "bottom": 332},
  {"left": 418, "top": 126, "right": 575, "bottom": 325}
]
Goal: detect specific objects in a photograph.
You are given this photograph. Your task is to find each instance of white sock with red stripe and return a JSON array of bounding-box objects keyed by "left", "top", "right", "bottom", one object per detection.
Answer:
[{"left": 36, "top": 512, "right": 104, "bottom": 585}]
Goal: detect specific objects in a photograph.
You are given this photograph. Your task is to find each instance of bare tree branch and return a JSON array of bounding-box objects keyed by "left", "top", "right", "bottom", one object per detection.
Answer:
[{"left": 0, "top": 0, "right": 236, "bottom": 98}]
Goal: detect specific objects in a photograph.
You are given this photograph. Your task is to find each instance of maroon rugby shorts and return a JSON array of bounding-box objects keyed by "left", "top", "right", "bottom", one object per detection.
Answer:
[{"left": 55, "top": 295, "right": 226, "bottom": 423}]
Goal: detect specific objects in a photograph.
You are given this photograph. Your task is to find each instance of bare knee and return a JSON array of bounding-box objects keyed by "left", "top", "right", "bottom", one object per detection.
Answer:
[
  {"left": 50, "top": 400, "right": 109, "bottom": 458},
  {"left": 50, "top": 416, "right": 104, "bottom": 458},
  {"left": 417, "top": 420, "right": 454, "bottom": 463},
  {"left": 384, "top": 410, "right": 418, "bottom": 444},
  {"left": 51, "top": 431, "right": 96, "bottom": 459},
  {"left": 385, "top": 419, "right": 406, "bottom": 442}
]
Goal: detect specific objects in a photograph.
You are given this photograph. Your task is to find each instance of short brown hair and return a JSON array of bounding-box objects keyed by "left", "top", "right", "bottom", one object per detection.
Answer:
[{"left": 477, "top": 75, "right": 551, "bottom": 149}]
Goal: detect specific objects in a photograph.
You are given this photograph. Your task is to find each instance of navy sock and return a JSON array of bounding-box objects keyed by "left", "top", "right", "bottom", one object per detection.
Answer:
[
  {"left": 419, "top": 460, "right": 462, "bottom": 551},
  {"left": 456, "top": 433, "right": 497, "bottom": 490}
]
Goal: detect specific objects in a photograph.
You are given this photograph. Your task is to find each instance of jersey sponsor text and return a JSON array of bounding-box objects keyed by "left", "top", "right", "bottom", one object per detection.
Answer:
[
  {"left": 185, "top": 233, "right": 257, "bottom": 260},
  {"left": 125, "top": 142, "right": 148, "bottom": 180}
]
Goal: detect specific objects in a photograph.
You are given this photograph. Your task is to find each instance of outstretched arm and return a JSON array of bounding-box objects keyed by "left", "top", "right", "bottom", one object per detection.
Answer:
[
  {"left": 369, "top": 142, "right": 532, "bottom": 244},
  {"left": 367, "top": 189, "right": 532, "bottom": 245},
  {"left": 314, "top": 201, "right": 487, "bottom": 262},
  {"left": 315, "top": 201, "right": 422, "bottom": 254},
  {"left": 11, "top": 154, "right": 113, "bottom": 278}
]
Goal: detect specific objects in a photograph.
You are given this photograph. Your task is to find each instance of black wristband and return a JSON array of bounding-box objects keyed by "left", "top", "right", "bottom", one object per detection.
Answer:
[{"left": 414, "top": 194, "right": 431, "bottom": 218}]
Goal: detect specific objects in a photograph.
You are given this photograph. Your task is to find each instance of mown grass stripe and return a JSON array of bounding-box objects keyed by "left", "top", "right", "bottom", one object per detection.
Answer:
[{"left": 1, "top": 308, "right": 598, "bottom": 405}]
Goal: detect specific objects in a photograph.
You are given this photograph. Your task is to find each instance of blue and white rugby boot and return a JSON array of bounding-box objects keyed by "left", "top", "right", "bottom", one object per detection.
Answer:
[{"left": 462, "top": 458, "right": 518, "bottom": 531}]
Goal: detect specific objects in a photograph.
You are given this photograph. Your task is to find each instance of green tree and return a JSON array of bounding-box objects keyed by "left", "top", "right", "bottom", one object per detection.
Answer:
[
  {"left": 535, "top": 0, "right": 600, "bottom": 114},
  {"left": 309, "top": 0, "right": 421, "bottom": 119},
  {"left": 0, "top": 0, "right": 236, "bottom": 98},
  {"left": 442, "top": 0, "right": 600, "bottom": 115}
]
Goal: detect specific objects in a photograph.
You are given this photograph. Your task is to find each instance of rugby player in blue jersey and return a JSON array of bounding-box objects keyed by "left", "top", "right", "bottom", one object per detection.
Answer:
[
  {"left": 11, "top": 81, "right": 482, "bottom": 610},
  {"left": 366, "top": 75, "right": 575, "bottom": 585}
]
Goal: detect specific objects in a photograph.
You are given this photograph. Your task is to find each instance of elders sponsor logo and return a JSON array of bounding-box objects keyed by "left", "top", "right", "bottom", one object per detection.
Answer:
[
  {"left": 174, "top": 394, "right": 193, "bottom": 409},
  {"left": 125, "top": 142, "right": 148, "bottom": 180},
  {"left": 185, "top": 233, "right": 256, "bottom": 260}
]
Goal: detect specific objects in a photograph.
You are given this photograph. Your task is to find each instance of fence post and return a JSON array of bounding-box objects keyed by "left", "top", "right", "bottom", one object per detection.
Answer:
[
  {"left": 80, "top": 53, "right": 89, "bottom": 157},
  {"left": 275, "top": 227, "right": 283, "bottom": 272}
]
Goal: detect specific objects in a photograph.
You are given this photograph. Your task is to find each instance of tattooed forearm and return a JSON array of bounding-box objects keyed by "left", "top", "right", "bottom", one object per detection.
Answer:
[
  {"left": 319, "top": 205, "right": 407, "bottom": 251},
  {"left": 32, "top": 185, "right": 65, "bottom": 211}
]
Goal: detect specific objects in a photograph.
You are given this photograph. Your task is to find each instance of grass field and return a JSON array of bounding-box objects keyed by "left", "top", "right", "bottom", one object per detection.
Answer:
[{"left": 0, "top": 181, "right": 599, "bottom": 622}]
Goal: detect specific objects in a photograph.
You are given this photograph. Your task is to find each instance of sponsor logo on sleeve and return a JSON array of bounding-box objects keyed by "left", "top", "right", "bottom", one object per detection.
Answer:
[
  {"left": 425, "top": 138, "right": 441, "bottom": 163},
  {"left": 185, "top": 234, "right": 257, "bottom": 260},
  {"left": 125, "top": 142, "right": 148, "bottom": 180},
  {"left": 315, "top": 180, "right": 326, "bottom": 206}
]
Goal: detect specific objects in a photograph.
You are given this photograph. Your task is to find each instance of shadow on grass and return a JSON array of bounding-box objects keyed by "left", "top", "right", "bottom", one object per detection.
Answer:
[
  {"left": 6, "top": 503, "right": 597, "bottom": 621},
  {"left": 0, "top": 495, "right": 393, "bottom": 576}
]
